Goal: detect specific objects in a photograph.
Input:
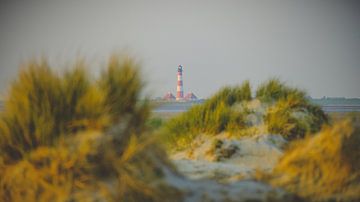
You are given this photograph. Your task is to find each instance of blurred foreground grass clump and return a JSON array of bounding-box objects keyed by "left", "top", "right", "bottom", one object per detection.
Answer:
[
  {"left": 0, "top": 56, "right": 181, "bottom": 201},
  {"left": 162, "top": 79, "right": 328, "bottom": 150},
  {"left": 261, "top": 120, "right": 360, "bottom": 201}
]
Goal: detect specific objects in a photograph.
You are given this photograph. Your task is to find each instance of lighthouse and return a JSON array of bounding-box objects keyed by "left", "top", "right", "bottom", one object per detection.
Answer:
[
  {"left": 161, "top": 64, "right": 198, "bottom": 101},
  {"left": 176, "top": 65, "right": 184, "bottom": 100}
]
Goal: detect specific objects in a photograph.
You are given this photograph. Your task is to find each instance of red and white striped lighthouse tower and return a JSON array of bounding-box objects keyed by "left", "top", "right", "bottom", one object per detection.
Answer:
[{"left": 176, "top": 65, "right": 184, "bottom": 100}]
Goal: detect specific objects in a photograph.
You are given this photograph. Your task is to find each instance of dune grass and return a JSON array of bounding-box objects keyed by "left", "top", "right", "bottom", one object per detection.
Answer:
[
  {"left": 0, "top": 56, "right": 152, "bottom": 162},
  {"left": 0, "top": 61, "right": 104, "bottom": 161},
  {"left": 162, "top": 81, "right": 251, "bottom": 150},
  {"left": 99, "top": 56, "right": 150, "bottom": 132},
  {"left": 255, "top": 78, "right": 307, "bottom": 103},
  {"left": 161, "top": 79, "right": 328, "bottom": 151},
  {"left": 0, "top": 56, "right": 181, "bottom": 201},
  {"left": 259, "top": 79, "right": 328, "bottom": 140},
  {"left": 0, "top": 130, "right": 181, "bottom": 202},
  {"left": 0, "top": 57, "right": 352, "bottom": 201},
  {"left": 265, "top": 94, "right": 328, "bottom": 140},
  {"left": 260, "top": 120, "right": 360, "bottom": 201}
]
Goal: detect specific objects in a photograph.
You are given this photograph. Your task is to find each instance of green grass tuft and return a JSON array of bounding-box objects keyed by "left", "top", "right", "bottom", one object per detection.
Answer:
[
  {"left": 162, "top": 81, "right": 251, "bottom": 150},
  {"left": 256, "top": 78, "right": 307, "bottom": 103},
  {"left": 161, "top": 79, "right": 328, "bottom": 151}
]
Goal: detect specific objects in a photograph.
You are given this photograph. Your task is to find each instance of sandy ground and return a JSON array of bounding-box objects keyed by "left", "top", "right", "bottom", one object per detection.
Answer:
[
  {"left": 171, "top": 133, "right": 287, "bottom": 182},
  {"left": 161, "top": 133, "right": 300, "bottom": 201},
  {"left": 156, "top": 104, "right": 360, "bottom": 201},
  {"left": 162, "top": 168, "right": 295, "bottom": 202}
]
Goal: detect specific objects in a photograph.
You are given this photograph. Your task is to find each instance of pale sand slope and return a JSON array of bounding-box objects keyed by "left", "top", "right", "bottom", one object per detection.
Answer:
[
  {"left": 171, "top": 133, "right": 287, "bottom": 182},
  {"left": 158, "top": 133, "right": 299, "bottom": 201},
  {"left": 163, "top": 169, "right": 296, "bottom": 202}
]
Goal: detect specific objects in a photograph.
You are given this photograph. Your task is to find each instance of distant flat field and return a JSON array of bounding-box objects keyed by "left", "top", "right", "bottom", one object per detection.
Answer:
[
  {"left": 153, "top": 101, "right": 360, "bottom": 113},
  {"left": 152, "top": 105, "right": 360, "bottom": 127},
  {"left": 321, "top": 105, "right": 360, "bottom": 112},
  {"left": 329, "top": 112, "right": 360, "bottom": 127},
  {"left": 151, "top": 111, "right": 180, "bottom": 120}
]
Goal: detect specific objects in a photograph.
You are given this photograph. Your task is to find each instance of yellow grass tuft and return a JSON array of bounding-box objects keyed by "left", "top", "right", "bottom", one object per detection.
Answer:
[
  {"left": 263, "top": 120, "right": 360, "bottom": 201},
  {"left": 0, "top": 55, "right": 180, "bottom": 201},
  {"left": 0, "top": 131, "right": 181, "bottom": 202}
]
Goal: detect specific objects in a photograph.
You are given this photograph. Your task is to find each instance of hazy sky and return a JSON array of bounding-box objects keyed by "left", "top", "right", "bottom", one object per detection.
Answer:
[{"left": 0, "top": 0, "right": 359, "bottom": 98}]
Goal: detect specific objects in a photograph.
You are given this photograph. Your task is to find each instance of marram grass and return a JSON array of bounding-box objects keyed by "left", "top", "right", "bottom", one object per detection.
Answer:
[
  {"left": 0, "top": 56, "right": 149, "bottom": 162},
  {"left": 0, "top": 57, "right": 355, "bottom": 201},
  {"left": 0, "top": 56, "right": 181, "bottom": 202},
  {"left": 162, "top": 78, "right": 328, "bottom": 151},
  {"left": 0, "top": 131, "right": 182, "bottom": 202},
  {"left": 260, "top": 120, "right": 360, "bottom": 201}
]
